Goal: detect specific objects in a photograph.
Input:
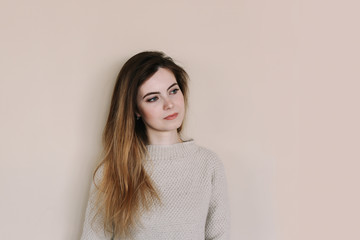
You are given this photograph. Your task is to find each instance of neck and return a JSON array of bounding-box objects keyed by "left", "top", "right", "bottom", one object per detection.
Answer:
[{"left": 146, "top": 130, "right": 182, "bottom": 145}]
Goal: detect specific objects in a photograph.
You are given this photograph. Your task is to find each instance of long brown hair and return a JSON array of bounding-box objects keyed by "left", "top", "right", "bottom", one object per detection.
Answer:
[{"left": 92, "top": 51, "right": 189, "bottom": 239}]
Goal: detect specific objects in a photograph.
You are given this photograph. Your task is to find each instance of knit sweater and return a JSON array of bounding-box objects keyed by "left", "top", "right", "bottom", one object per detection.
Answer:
[{"left": 80, "top": 140, "right": 231, "bottom": 240}]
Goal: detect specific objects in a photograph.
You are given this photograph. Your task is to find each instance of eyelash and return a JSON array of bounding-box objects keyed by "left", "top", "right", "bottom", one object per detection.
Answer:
[
  {"left": 146, "top": 96, "right": 158, "bottom": 102},
  {"left": 146, "top": 88, "right": 180, "bottom": 103},
  {"left": 171, "top": 88, "right": 179, "bottom": 94}
]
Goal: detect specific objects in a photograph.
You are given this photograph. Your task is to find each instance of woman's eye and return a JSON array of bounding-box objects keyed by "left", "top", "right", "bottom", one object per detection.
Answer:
[
  {"left": 170, "top": 88, "right": 179, "bottom": 94},
  {"left": 146, "top": 96, "right": 158, "bottom": 102}
]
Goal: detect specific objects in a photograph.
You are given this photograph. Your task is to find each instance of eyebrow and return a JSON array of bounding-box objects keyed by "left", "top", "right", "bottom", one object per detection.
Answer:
[{"left": 142, "top": 83, "right": 179, "bottom": 99}]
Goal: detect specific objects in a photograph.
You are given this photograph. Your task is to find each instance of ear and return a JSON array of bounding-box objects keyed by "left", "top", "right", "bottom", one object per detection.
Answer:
[
  {"left": 134, "top": 105, "right": 141, "bottom": 118},
  {"left": 134, "top": 109, "right": 141, "bottom": 118}
]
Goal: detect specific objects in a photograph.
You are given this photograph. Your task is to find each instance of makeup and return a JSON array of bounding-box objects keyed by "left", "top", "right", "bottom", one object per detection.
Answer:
[{"left": 164, "top": 113, "right": 178, "bottom": 120}]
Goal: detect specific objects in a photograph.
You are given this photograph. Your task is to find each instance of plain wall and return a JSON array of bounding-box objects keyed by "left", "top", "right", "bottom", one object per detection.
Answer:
[{"left": 1, "top": 0, "right": 359, "bottom": 239}]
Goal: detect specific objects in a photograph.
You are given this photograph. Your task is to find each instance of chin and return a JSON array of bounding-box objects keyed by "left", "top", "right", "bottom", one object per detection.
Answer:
[
  {"left": 159, "top": 120, "right": 183, "bottom": 132},
  {"left": 165, "top": 123, "right": 182, "bottom": 132},
  {"left": 146, "top": 115, "right": 184, "bottom": 132}
]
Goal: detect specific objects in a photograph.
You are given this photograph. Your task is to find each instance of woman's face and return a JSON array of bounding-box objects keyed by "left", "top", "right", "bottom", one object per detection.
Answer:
[{"left": 136, "top": 67, "right": 185, "bottom": 137}]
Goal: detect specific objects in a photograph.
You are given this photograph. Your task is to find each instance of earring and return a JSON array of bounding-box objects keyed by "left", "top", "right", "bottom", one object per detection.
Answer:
[{"left": 136, "top": 115, "right": 140, "bottom": 120}]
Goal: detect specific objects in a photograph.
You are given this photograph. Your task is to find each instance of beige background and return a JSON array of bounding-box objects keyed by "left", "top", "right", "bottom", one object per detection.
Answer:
[{"left": 1, "top": 0, "right": 359, "bottom": 239}]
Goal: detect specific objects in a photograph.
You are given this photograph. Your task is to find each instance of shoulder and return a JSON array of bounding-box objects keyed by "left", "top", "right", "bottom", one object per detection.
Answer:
[
  {"left": 193, "top": 144, "right": 228, "bottom": 189},
  {"left": 193, "top": 144, "right": 225, "bottom": 172},
  {"left": 195, "top": 144, "right": 219, "bottom": 160}
]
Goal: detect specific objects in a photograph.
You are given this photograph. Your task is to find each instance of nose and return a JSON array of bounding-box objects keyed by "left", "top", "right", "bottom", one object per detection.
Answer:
[{"left": 163, "top": 97, "right": 174, "bottom": 110}]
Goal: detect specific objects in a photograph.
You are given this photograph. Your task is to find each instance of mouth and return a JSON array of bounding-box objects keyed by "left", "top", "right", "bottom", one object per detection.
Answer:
[{"left": 164, "top": 113, "right": 178, "bottom": 120}]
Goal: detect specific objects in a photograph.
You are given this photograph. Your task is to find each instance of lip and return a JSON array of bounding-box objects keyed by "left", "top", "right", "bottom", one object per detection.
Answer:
[{"left": 164, "top": 113, "right": 178, "bottom": 120}]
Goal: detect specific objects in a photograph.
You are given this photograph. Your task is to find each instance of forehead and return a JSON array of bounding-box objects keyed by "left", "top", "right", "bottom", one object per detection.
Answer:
[{"left": 138, "top": 68, "right": 177, "bottom": 94}]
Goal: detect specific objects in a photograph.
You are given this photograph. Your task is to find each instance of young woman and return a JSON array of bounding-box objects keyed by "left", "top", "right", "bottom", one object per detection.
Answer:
[{"left": 80, "top": 51, "right": 230, "bottom": 240}]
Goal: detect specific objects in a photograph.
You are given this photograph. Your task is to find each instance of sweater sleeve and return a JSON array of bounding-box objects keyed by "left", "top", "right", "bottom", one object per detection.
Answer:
[
  {"left": 80, "top": 167, "right": 111, "bottom": 240},
  {"left": 205, "top": 155, "right": 231, "bottom": 240}
]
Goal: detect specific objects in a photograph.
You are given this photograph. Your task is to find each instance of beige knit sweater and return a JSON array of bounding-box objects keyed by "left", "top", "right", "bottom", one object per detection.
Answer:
[{"left": 80, "top": 140, "right": 230, "bottom": 240}]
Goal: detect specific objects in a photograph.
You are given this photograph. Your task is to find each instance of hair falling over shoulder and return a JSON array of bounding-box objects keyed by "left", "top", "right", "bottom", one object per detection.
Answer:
[{"left": 91, "top": 51, "right": 189, "bottom": 239}]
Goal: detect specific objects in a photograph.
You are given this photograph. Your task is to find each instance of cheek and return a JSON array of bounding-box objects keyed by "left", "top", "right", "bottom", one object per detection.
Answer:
[
  {"left": 138, "top": 104, "right": 160, "bottom": 121},
  {"left": 175, "top": 93, "right": 185, "bottom": 109},
  {"left": 142, "top": 110, "right": 156, "bottom": 121}
]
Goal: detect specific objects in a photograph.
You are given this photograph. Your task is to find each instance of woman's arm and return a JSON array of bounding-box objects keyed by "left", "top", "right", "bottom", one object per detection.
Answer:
[
  {"left": 205, "top": 156, "right": 231, "bottom": 240},
  {"left": 80, "top": 167, "right": 111, "bottom": 240}
]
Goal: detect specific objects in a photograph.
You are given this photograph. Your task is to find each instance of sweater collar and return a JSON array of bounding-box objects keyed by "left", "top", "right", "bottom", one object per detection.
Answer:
[{"left": 146, "top": 139, "right": 197, "bottom": 160}]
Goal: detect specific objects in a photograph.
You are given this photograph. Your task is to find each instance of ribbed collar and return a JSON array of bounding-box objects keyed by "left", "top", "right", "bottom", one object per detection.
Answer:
[{"left": 146, "top": 139, "right": 197, "bottom": 161}]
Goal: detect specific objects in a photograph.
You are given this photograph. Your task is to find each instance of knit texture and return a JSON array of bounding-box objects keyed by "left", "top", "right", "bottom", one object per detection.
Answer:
[{"left": 80, "top": 140, "right": 231, "bottom": 240}]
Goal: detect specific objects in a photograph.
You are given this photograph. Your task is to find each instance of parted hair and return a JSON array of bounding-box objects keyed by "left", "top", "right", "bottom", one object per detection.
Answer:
[{"left": 92, "top": 51, "right": 189, "bottom": 239}]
